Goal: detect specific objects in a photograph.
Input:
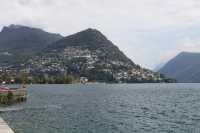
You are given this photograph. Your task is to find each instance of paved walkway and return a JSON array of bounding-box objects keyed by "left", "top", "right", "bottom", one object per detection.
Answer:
[{"left": 0, "top": 117, "right": 14, "bottom": 133}]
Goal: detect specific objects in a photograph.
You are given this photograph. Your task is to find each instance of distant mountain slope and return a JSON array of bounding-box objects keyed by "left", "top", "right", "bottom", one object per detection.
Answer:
[
  {"left": 0, "top": 25, "right": 173, "bottom": 83},
  {"left": 0, "top": 24, "right": 62, "bottom": 55},
  {"left": 29, "top": 28, "right": 169, "bottom": 82},
  {"left": 159, "top": 52, "right": 200, "bottom": 82},
  {"left": 45, "top": 28, "right": 135, "bottom": 67}
]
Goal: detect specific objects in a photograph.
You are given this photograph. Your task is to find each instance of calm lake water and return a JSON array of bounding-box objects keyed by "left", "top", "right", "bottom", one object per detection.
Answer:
[{"left": 0, "top": 84, "right": 200, "bottom": 133}]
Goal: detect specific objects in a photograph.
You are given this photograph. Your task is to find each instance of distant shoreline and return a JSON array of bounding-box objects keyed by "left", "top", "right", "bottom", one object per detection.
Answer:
[{"left": 7, "top": 82, "right": 188, "bottom": 86}]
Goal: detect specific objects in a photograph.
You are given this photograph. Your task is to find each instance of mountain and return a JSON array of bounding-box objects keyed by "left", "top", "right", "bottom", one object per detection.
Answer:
[
  {"left": 0, "top": 25, "right": 173, "bottom": 83},
  {"left": 159, "top": 52, "right": 200, "bottom": 82},
  {"left": 0, "top": 24, "right": 62, "bottom": 55},
  {"left": 45, "top": 28, "right": 134, "bottom": 67},
  {"left": 0, "top": 24, "right": 63, "bottom": 66},
  {"left": 27, "top": 28, "right": 171, "bottom": 83}
]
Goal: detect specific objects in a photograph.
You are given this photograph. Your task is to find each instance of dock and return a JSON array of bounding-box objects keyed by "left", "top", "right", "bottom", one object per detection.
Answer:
[{"left": 0, "top": 117, "right": 14, "bottom": 133}]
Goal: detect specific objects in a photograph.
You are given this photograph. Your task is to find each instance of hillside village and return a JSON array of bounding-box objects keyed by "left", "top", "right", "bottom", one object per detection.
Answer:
[
  {"left": 0, "top": 25, "right": 175, "bottom": 84},
  {"left": 0, "top": 46, "right": 171, "bottom": 83}
]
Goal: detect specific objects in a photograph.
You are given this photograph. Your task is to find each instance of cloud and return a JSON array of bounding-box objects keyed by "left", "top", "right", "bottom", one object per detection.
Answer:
[{"left": 0, "top": 0, "right": 200, "bottom": 69}]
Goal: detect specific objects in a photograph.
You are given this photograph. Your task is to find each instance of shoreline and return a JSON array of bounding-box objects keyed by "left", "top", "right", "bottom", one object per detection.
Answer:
[
  {"left": 0, "top": 117, "right": 14, "bottom": 133},
  {"left": 6, "top": 82, "right": 200, "bottom": 85}
]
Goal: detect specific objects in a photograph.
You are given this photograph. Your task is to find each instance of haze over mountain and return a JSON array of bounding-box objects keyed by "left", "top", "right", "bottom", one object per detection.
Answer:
[
  {"left": 154, "top": 63, "right": 165, "bottom": 71},
  {"left": 0, "top": 24, "right": 173, "bottom": 83},
  {"left": 0, "top": 24, "right": 62, "bottom": 55},
  {"left": 159, "top": 52, "right": 200, "bottom": 82}
]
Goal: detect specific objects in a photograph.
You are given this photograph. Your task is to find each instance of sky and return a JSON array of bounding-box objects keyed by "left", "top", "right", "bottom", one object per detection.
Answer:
[{"left": 1, "top": 0, "right": 200, "bottom": 69}]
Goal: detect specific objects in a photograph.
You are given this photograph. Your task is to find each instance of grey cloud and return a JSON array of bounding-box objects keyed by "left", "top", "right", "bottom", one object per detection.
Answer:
[
  {"left": 1, "top": 0, "right": 200, "bottom": 68},
  {"left": 17, "top": 0, "right": 31, "bottom": 5}
]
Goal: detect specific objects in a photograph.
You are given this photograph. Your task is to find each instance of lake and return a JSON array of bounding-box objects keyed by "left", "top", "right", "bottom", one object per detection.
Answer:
[{"left": 0, "top": 84, "right": 200, "bottom": 133}]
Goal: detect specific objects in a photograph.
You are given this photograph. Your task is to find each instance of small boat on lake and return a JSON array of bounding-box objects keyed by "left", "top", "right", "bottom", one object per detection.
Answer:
[
  {"left": 0, "top": 85, "right": 27, "bottom": 105},
  {"left": 80, "top": 77, "right": 88, "bottom": 84}
]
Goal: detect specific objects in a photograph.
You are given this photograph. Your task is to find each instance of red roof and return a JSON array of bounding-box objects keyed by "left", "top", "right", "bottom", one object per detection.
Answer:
[{"left": 0, "top": 86, "right": 11, "bottom": 92}]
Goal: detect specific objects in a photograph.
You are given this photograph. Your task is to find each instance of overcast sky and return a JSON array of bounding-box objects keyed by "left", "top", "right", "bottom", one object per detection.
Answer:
[{"left": 1, "top": 0, "right": 200, "bottom": 69}]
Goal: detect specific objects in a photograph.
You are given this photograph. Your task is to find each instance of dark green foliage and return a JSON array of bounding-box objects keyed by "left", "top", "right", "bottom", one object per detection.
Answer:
[
  {"left": 31, "top": 74, "right": 77, "bottom": 84},
  {"left": 82, "top": 69, "right": 114, "bottom": 82},
  {"left": 0, "top": 92, "right": 13, "bottom": 105},
  {"left": 7, "top": 91, "right": 13, "bottom": 101},
  {"left": 0, "top": 72, "right": 78, "bottom": 84}
]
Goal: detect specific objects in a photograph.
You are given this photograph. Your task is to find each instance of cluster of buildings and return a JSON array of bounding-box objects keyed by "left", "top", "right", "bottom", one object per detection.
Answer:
[
  {"left": 114, "top": 68, "right": 162, "bottom": 82},
  {"left": 0, "top": 47, "right": 165, "bottom": 83}
]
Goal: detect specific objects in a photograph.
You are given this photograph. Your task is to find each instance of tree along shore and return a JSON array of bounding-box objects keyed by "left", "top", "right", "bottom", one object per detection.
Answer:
[
  {"left": 0, "top": 72, "right": 176, "bottom": 84},
  {"left": 0, "top": 72, "right": 79, "bottom": 84}
]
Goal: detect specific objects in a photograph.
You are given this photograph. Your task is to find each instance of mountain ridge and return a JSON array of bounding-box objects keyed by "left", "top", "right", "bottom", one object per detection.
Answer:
[
  {"left": 0, "top": 24, "right": 173, "bottom": 83},
  {"left": 0, "top": 24, "right": 63, "bottom": 55},
  {"left": 45, "top": 28, "right": 135, "bottom": 66},
  {"left": 159, "top": 52, "right": 200, "bottom": 82}
]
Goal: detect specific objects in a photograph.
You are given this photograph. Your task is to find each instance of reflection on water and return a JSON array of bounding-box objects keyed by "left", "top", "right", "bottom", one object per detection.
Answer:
[{"left": 0, "top": 84, "right": 200, "bottom": 133}]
